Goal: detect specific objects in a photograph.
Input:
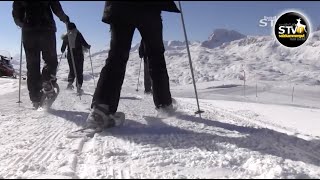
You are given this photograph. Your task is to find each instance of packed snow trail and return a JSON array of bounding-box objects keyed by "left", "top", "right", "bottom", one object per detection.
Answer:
[{"left": 0, "top": 80, "right": 319, "bottom": 178}]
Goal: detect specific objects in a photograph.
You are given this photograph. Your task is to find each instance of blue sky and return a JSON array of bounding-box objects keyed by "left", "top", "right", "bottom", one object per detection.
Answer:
[{"left": 1, "top": 1, "right": 320, "bottom": 56}]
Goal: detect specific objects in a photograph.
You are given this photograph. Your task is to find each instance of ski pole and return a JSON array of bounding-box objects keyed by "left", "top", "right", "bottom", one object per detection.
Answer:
[
  {"left": 17, "top": 29, "right": 23, "bottom": 104},
  {"left": 136, "top": 58, "right": 143, "bottom": 91},
  {"left": 88, "top": 49, "right": 96, "bottom": 87},
  {"left": 178, "top": 1, "right": 204, "bottom": 117},
  {"left": 242, "top": 70, "right": 246, "bottom": 97}
]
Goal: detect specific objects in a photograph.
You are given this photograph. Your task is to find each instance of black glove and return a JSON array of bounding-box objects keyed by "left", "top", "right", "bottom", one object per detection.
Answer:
[
  {"left": 87, "top": 45, "right": 91, "bottom": 49},
  {"left": 14, "top": 20, "right": 23, "bottom": 28},
  {"left": 64, "top": 16, "right": 70, "bottom": 24}
]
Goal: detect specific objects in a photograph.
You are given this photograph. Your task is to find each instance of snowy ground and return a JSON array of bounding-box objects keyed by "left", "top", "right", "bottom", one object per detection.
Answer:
[
  {"left": 1, "top": 29, "right": 320, "bottom": 178},
  {"left": 0, "top": 75, "right": 320, "bottom": 179}
]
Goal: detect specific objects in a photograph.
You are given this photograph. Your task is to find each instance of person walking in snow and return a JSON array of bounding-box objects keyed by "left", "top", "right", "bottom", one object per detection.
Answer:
[
  {"left": 138, "top": 39, "right": 152, "bottom": 94},
  {"left": 12, "top": 1, "right": 70, "bottom": 109},
  {"left": 61, "top": 22, "right": 91, "bottom": 93},
  {"left": 86, "top": 1, "right": 180, "bottom": 128}
]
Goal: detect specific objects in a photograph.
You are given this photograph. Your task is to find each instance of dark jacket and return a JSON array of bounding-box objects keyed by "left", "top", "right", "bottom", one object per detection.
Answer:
[
  {"left": 102, "top": 1, "right": 180, "bottom": 24},
  {"left": 61, "top": 31, "right": 90, "bottom": 54},
  {"left": 12, "top": 1, "right": 69, "bottom": 32}
]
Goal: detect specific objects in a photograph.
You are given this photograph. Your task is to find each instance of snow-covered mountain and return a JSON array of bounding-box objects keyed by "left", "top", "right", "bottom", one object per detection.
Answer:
[
  {"left": 130, "top": 40, "right": 191, "bottom": 53},
  {"left": 201, "top": 29, "right": 247, "bottom": 49},
  {"left": 10, "top": 28, "right": 320, "bottom": 89},
  {"left": 11, "top": 28, "right": 320, "bottom": 87}
]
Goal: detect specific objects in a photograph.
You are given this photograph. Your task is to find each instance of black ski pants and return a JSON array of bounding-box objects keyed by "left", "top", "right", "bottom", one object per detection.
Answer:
[
  {"left": 22, "top": 30, "right": 58, "bottom": 102},
  {"left": 92, "top": 11, "right": 172, "bottom": 113},
  {"left": 143, "top": 56, "right": 152, "bottom": 92},
  {"left": 67, "top": 49, "right": 84, "bottom": 87}
]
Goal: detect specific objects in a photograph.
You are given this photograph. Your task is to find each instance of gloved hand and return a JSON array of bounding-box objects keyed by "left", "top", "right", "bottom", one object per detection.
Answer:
[
  {"left": 87, "top": 45, "right": 91, "bottom": 49},
  {"left": 63, "top": 16, "right": 70, "bottom": 24},
  {"left": 14, "top": 20, "right": 23, "bottom": 28}
]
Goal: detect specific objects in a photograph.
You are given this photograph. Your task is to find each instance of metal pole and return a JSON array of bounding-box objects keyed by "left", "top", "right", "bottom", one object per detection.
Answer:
[
  {"left": 88, "top": 49, "right": 96, "bottom": 87},
  {"left": 136, "top": 58, "right": 143, "bottom": 91},
  {"left": 292, "top": 85, "right": 295, "bottom": 102},
  {"left": 243, "top": 70, "right": 246, "bottom": 97},
  {"left": 17, "top": 30, "right": 23, "bottom": 104},
  {"left": 178, "top": 1, "right": 204, "bottom": 116},
  {"left": 256, "top": 83, "right": 258, "bottom": 98}
]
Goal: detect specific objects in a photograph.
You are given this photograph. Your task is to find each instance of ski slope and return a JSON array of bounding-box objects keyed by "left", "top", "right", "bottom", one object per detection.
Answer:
[
  {"left": 0, "top": 77, "right": 320, "bottom": 179},
  {"left": 1, "top": 28, "right": 320, "bottom": 178}
]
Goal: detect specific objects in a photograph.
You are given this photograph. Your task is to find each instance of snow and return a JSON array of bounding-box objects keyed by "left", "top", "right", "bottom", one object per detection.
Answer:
[
  {"left": 0, "top": 78, "right": 24, "bottom": 95},
  {"left": 0, "top": 28, "right": 320, "bottom": 178}
]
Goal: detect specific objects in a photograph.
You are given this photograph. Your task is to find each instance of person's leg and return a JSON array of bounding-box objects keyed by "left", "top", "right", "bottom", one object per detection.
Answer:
[
  {"left": 67, "top": 51, "right": 75, "bottom": 86},
  {"left": 40, "top": 31, "right": 58, "bottom": 84},
  {"left": 143, "top": 57, "right": 152, "bottom": 93},
  {"left": 91, "top": 22, "right": 135, "bottom": 113},
  {"left": 76, "top": 52, "right": 84, "bottom": 88},
  {"left": 22, "top": 31, "right": 42, "bottom": 103},
  {"left": 137, "top": 12, "right": 172, "bottom": 108}
]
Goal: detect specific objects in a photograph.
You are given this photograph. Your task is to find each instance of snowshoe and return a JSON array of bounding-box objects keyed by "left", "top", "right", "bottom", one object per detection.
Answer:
[
  {"left": 66, "top": 127, "right": 102, "bottom": 138},
  {"left": 76, "top": 87, "right": 84, "bottom": 96},
  {"left": 32, "top": 101, "right": 41, "bottom": 110},
  {"left": 144, "top": 90, "right": 153, "bottom": 95},
  {"left": 86, "top": 104, "right": 125, "bottom": 129},
  {"left": 66, "top": 83, "right": 74, "bottom": 90},
  {"left": 39, "top": 81, "right": 60, "bottom": 109},
  {"left": 66, "top": 111, "right": 125, "bottom": 138},
  {"left": 155, "top": 98, "right": 178, "bottom": 118}
]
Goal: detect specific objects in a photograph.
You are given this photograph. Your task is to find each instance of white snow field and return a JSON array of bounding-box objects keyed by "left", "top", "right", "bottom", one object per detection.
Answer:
[{"left": 0, "top": 29, "right": 320, "bottom": 178}]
